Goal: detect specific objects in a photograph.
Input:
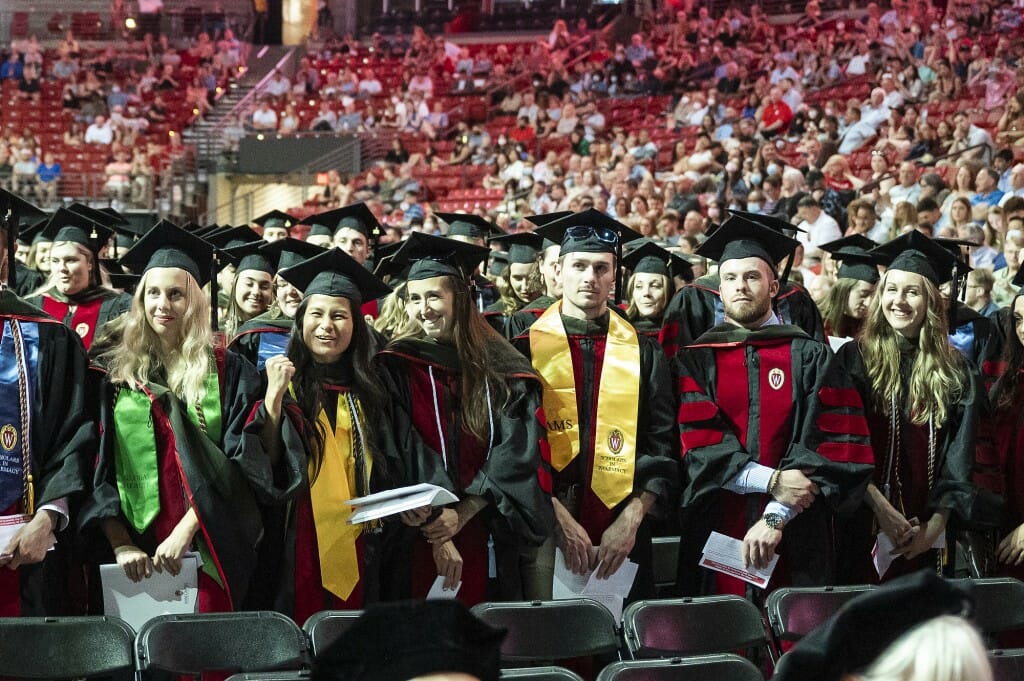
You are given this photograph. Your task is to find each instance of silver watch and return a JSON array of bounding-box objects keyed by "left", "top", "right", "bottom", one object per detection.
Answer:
[{"left": 763, "top": 512, "right": 785, "bottom": 530}]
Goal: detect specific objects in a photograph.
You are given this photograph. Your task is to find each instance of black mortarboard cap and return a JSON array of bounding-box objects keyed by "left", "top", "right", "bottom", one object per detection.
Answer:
[
  {"left": 120, "top": 219, "right": 219, "bottom": 287},
  {"left": 307, "top": 203, "right": 382, "bottom": 241},
  {"left": 66, "top": 202, "right": 125, "bottom": 227},
  {"left": 622, "top": 240, "right": 694, "bottom": 282},
  {"left": 489, "top": 232, "right": 543, "bottom": 264},
  {"left": 19, "top": 218, "right": 49, "bottom": 245},
  {"left": 279, "top": 247, "right": 392, "bottom": 303},
  {"left": 312, "top": 600, "right": 505, "bottom": 681},
  {"left": 0, "top": 190, "right": 45, "bottom": 290},
  {"left": 98, "top": 206, "right": 129, "bottom": 225},
  {"left": 525, "top": 211, "right": 574, "bottom": 249},
  {"left": 206, "top": 225, "right": 263, "bottom": 250},
  {"left": 258, "top": 238, "right": 327, "bottom": 272},
  {"left": 223, "top": 241, "right": 275, "bottom": 275},
  {"left": 773, "top": 570, "right": 973, "bottom": 681},
  {"left": 378, "top": 232, "right": 490, "bottom": 281},
  {"left": 534, "top": 209, "right": 642, "bottom": 256},
  {"left": 696, "top": 211, "right": 801, "bottom": 270},
  {"left": 869, "top": 230, "right": 958, "bottom": 286},
  {"left": 933, "top": 237, "right": 976, "bottom": 275},
  {"left": 41, "top": 207, "right": 114, "bottom": 255},
  {"left": 436, "top": 212, "right": 505, "bottom": 240},
  {"left": 821, "top": 235, "right": 881, "bottom": 284},
  {"left": 252, "top": 209, "right": 295, "bottom": 232},
  {"left": 100, "top": 258, "right": 142, "bottom": 293},
  {"left": 489, "top": 250, "right": 510, "bottom": 277}
]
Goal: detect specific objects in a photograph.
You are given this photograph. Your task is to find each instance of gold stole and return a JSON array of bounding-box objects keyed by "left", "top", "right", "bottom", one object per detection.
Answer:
[
  {"left": 529, "top": 302, "right": 640, "bottom": 509},
  {"left": 298, "top": 386, "right": 371, "bottom": 600}
]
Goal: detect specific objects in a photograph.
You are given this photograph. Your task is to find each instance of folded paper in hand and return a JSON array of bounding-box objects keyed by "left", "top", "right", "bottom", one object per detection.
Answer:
[
  {"left": 551, "top": 547, "right": 638, "bottom": 621},
  {"left": 699, "top": 531, "right": 778, "bottom": 589},
  {"left": 346, "top": 483, "right": 459, "bottom": 525},
  {"left": 101, "top": 553, "right": 200, "bottom": 632}
]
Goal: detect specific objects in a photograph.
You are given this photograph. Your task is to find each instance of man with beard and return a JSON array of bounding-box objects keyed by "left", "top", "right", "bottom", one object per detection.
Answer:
[{"left": 673, "top": 212, "right": 873, "bottom": 601}]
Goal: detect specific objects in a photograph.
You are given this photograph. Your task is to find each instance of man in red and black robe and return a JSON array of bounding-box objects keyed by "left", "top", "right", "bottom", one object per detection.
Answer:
[{"left": 673, "top": 212, "right": 874, "bottom": 600}]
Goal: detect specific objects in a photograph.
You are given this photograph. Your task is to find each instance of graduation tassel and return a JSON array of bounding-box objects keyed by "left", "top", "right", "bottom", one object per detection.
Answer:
[
  {"left": 4, "top": 203, "right": 21, "bottom": 291},
  {"left": 210, "top": 250, "right": 220, "bottom": 332}
]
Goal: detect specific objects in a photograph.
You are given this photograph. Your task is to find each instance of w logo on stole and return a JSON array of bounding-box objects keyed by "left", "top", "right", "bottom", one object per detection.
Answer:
[{"left": 0, "top": 425, "right": 16, "bottom": 452}]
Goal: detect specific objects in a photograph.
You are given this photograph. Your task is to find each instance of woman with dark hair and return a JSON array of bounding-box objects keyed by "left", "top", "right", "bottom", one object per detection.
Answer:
[
  {"left": 26, "top": 208, "right": 130, "bottom": 351},
  {"left": 263, "top": 247, "right": 395, "bottom": 623},
  {"left": 376, "top": 233, "right": 552, "bottom": 605},
  {"left": 622, "top": 241, "right": 692, "bottom": 337},
  {"left": 833, "top": 232, "right": 981, "bottom": 582},
  {"left": 819, "top": 235, "right": 879, "bottom": 339}
]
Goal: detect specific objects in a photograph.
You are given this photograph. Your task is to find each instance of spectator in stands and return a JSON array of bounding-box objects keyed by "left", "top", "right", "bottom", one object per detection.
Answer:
[
  {"left": 155, "top": 63, "right": 179, "bottom": 90},
  {"left": 310, "top": 100, "right": 337, "bottom": 132},
  {"left": 357, "top": 68, "right": 382, "bottom": 97},
  {"left": 251, "top": 99, "right": 278, "bottom": 131},
  {"left": 10, "top": 148, "right": 37, "bottom": 195},
  {"left": 887, "top": 161, "right": 923, "bottom": 207},
  {"left": 264, "top": 68, "right": 291, "bottom": 99},
  {"left": 972, "top": 167, "right": 1005, "bottom": 207},
  {"left": 279, "top": 104, "right": 300, "bottom": 135},
  {"left": 757, "top": 86, "right": 793, "bottom": 139},
  {"left": 408, "top": 67, "right": 434, "bottom": 99},
  {"left": 34, "top": 151, "right": 61, "bottom": 207},
  {"left": 85, "top": 115, "right": 114, "bottom": 145},
  {"left": 103, "top": 149, "right": 133, "bottom": 201},
  {"left": 796, "top": 195, "right": 843, "bottom": 263},
  {"left": 0, "top": 52, "right": 22, "bottom": 81},
  {"left": 51, "top": 52, "right": 79, "bottom": 81},
  {"left": 965, "top": 267, "right": 1000, "bottom": 318},
  {"left": 17, "top": 62, "right": 41, "bottom": 103},
  {"left": 950, "top": 111, "right": 994, "bottom": 163},
  {"left": 130, "top": 147, "right": 152, "bottom": 205},
  {"left": 1001, "top": 164, "right": 1024, "bottom": 205}
]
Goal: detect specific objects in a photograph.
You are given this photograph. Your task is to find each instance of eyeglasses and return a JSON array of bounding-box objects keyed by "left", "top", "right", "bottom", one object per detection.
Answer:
[{"left": 566, "top": 225, "right": 619, "bottom": 244}]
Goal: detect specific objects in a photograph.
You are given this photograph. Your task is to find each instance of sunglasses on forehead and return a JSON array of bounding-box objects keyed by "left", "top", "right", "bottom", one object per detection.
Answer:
[{"left": 566, "top": 225, "right": 619, "bottom": 244}]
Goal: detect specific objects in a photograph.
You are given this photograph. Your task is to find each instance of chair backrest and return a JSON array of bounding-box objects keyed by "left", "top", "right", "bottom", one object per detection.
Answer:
[
  {"left": 500, "top": 666, "right": 585, "bottom": 681},
  {"left": 0, "top": 616, "right": 135, "bottom": 680},
  {"left": 470, "top": 599, "right": 620, "bottom": 663},
  {"left": 989, "top": 649, "right": 1024, "bottom": 681},
  {"left": 595, "top": 654, "right": 763, "bottom": 681},
  {"left": 622, "top": 596, "right": 768, "bottom": 659},
  {"left": 765, "top": 585, "right": 876, "bottom": 645},
  {"left": 953, "top": 578, "right": 1024, "bottom": 635},
  {"left": 651, "top": 537, "right": 680, "bottom": 592},
  {"left": 302, "top": 610, "right": 364, "bottom": 657},
  {"left": 136, "top": 611, "right": 308, "bottom": 675}
]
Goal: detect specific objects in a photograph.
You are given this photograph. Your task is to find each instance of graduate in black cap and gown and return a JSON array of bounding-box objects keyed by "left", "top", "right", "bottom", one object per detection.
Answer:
[
  {"left": 512, "top": 209, "right": 678, "bottom": 602},
  {"left": 818, "top": 235, "right": 880, "bottom": 340},
  {"left": 219, "top": 239, "right": 276, "bottom": 340},
  {"left": 376, "top": 233, "right": 553, "bottom": 605},
  {"left": 659, "top": 210, "right": 825, "bottom": 358},
  {"left": 25, "top": 208, "right": 131, "bottom": 351},
  {"left": 0, "top": 191, "right": 93, "bottom": 617},
  {"left": 228, "top": 238, "right": 326, "bottom": 370},
  {"left": 483, "top": 232, "right": 545, "bottom": 336},
  {"left": 310, "top": 203, "right": 386, "bottom": 318},
  {"left": 13, "top": 217, "right": 47, "bottom": 297},
  {"left": 437, "top": 212, "right": 504, "bottom": 311},
  {"left": 252, "top": 209, "right": 296, "bottom": 243},
  {"left": 934, "top": 238, "right": 1003, "bottom": 378},
  {"left": 504, "top": 212, "right": 571, "bottom": 340},
  {"left": 257, "top": 248, "right": 396, "bottom": 623},
  {"left": 831, "top": 231, "right": 983, "bottom": 583},
  {"left": 673, "top": 212, "right": 874, "bottom": 599},
  {"left": 621, "top": 240, "right": 693, "bottom": 337},
  {"left": 82, "top": 221, "right": 305, "bottom": 612}
]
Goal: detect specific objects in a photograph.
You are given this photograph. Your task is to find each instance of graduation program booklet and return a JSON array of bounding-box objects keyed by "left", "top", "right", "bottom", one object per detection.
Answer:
[
  {"left": 346, "top": 483, "right": 459, "bottom": 525},
  {"left": 101, "top": 553, "right": 200, "bottom": 632},
  {"left": 699, "top": 531, "right": 778, "bottom": 589},
  {"left": 552, "top": 547, "right": 638, "bottom": 621}
]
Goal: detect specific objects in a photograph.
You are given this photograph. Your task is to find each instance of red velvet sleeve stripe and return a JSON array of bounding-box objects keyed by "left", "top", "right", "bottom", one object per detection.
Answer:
[
  {"left": 817, "top": 441, "right": 875, "bottom": 464},
  {"left": 818, "top": 386, "right": 864, "bottom": 409},
  {"left": 816, "top": 413, "right": 871, "bottom": 437},
  {"left": 681, "top": 428, "right": 724, "bottom": 451},
  {"left": 678, "top": 400, "right": 719, "bottom": 423},
  {"left": 678, "top": 375, "right": 703, "bottom": 394},
  {"left": 536, "top": 463, "right": 552, "bottom": 494},
  {"left": 659, "top": 322, "right": 679, "bottom": 358}
]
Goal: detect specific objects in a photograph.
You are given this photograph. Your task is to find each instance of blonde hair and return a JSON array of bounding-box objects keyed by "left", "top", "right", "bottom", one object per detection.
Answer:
[
  {"left": 860, "top": 270, "right": 965, "bottom": 426},
  {"left": 373, "top": 282, "right": 418, "bottom": 338},
  {"left": 625, "top": 271, "right": 670, "bottom": 320},
  {"left": 221, "top": 268, "right": 272, "bottom": 339},
  {"left": 859, "top": 616, "right": 992, "bottom": 681},
  {"left": 31, "top": 241, "right": 112, "bottom": 296},
  {"left": 102, "top": 268, "right": 213, "bottom": 406}
]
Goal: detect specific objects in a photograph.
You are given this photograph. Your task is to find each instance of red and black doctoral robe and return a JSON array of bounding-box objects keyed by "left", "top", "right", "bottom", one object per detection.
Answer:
[{"left": 27, "top": 287, "right": 131, "bottom": 351}]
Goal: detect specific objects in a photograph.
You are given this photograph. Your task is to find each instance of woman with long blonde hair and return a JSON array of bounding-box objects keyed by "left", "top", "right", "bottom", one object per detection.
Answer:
[
  {"left": 832, "top": 231, "right": 981, "bottom": 582},
  {"left": 83, "top": 221, "right": 303, "bottom": 613}
]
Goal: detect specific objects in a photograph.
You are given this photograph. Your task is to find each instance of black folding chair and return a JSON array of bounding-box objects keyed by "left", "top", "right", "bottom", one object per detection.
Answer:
[
  {"left": 470, "top": 599, "right": 621, "bottom": 665},
  {"left": 135, "top": 611, "right": 308, "bottom": 677},
  {"left": 302, "top": 610, "right": 364, "bottom": 657},
  {"left": 0, "top": 615, "right": 135, "bottom": 680},
  {"left": 225, "top": 672, "right": 311, "bottom": 681},
  {"left": 764, "top": 584, "right": 876, "bottom": 652},
  {"left": 621, "top": 596, "right": 770, "bottom": 660},
  {"left": 500, "top": 666, "right": 585, "bottom": 681},
  {"left": 596, "top": 654, "right": 763, "bottom": 681},
  {"left": 952, "top": 578, "right": 1024, "bottom": 639},
  {"left": 989, "top": 648, "right": 1024, "bottom": 681}
]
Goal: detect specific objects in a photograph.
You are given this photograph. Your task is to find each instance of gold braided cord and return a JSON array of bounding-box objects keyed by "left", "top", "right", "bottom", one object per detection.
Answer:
[{"left": 8, "top": 319, "right": 33, "bottom": 515}]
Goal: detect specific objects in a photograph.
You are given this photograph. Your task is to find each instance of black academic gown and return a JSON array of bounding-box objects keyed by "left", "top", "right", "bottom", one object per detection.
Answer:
[
  {"left": 831, "top": 339, "right": 981, "bottom": 583},
  {"left": 26, "top": 287, "right": 131, "bottom": 351},
  {"left": 482, "top": 300, "right": 511, "bottom": 336},
  {"left": 513, "top": 311, "right": 679, "bottom": 601},
  {"left": 673, "top": 323, "right": 874, "bottom": 598},
  {"left": 629, "top": 314, "right": 663, "bottom": 339},
  {"left": 505, "top": 295, "right": 558, "bottom": 340},
  {"left": 948, "top": 303, "right": 1002, "bottom": 377},
  {"left": 0, "top": 290, "right": 93, "bottom": 616},
  {"left": 229, "top": 312, "right": 293, "bottom": 371},
  {"left": 660, "top": 274, "right": 825, "bottom": 357},
  {"left": 81, "top": 349, "right": 304, "bottom": 611},
  {"left": 12, "top": 263, "right": 43, "bottom": 298},
  {"left": 376, "top": 333, "right": 554, "bottom": 606}
]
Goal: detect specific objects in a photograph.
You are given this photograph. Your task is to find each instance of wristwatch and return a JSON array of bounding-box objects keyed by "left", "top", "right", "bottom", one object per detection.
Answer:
[{"left": 763, "top": 512, "right": 785, "bottom": 530}]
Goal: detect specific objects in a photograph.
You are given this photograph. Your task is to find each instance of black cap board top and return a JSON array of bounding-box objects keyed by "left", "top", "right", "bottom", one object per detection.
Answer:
[
  {"left": 305, "top": 203, "right": 382, "bottom": 241},
  {"left": 278, "top": 247, "right": 392, "bottom": 303},
  {"left": 206, "top": 225, "right": 263, "bottom": 250},
  {"left": 622, "top": 239, "right": 694, "bottom": 282},
  {"left": 19, "top": 218, "right": 50, "bottom": 245},
  {"left": 252, "top": 209, "right": 295, "bottom": 231},
  {"left": 222, "top": 241, "right": 275, "bottom": 275},
  {"left": 436, "top": 212, "right": 505, "bottom": 241},
  {"left": 258, "top": 238, "right": 327, "bottom": 272},
  {"left": 869, "top": 230, "right": 959, "bottom": 286},
  {"left": 376, "top": 232, "right": 490, "bottom": 282},
  {"left": 489, "top": 232, "right": 544, "bottom": 264},
  {"left": 41, "top": 207, "right": 114, "bottom": 254},
  {"left": 120, "top": 219, "right": 220, "bottom": 287},
  {"left": 534, "top": 208, "right": 642, "bottom": 256},
  {"left": 695, "top": 211, "right": 801, "bottom": 269},
  {"left": 821, "top": 235, "right": 881, "bottom": 284}
]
